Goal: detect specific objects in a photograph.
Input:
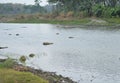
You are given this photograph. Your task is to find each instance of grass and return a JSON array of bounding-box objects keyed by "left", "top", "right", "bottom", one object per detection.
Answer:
[
  {"left": 6, "top": 14, "right": 120, "bottom": 25},
  {"left": 9, "top": 17, "right": 120, "bottom": 25},
  {"left": 0, "top": 59, "right": 48, "bottom": 83},
  {"left": 0, "top": 69, "right": 48, "bottom": 83},
  {"left": 9, "top": 18, "right": 90, "bottom": 25},
  {"left": 103, "top": 18, "right": 120, "bottom": 24}
]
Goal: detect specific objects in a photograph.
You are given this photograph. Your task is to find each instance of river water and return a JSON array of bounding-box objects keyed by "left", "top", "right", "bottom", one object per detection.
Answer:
[{"left": 0, "top": 23, "right": 120, "bottom": 83}]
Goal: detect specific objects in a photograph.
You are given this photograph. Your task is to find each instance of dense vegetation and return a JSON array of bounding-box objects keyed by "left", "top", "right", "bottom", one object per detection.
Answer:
[
  {"left": 0, "top": 0, "right": 120, "bottom": 18},
  {"left": 48, "top": 0, "right": 120, "bottom": 18},
  {"left": 0, "top": 3, "right": 46, "bottom": 15},
  {"left": 0, "top": 0, "right": 120, "bottom": 24}
]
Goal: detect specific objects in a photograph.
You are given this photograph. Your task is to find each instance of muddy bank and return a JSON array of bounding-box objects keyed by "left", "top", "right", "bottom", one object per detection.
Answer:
[{"left": 0, "top": 58, "right": 76, "bottom": 83}]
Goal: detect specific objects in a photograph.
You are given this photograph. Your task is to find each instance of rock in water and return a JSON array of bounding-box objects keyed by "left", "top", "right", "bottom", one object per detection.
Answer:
[
  {"left": 0, "top": 47, "right": 8, "bottom": 49},
  {"left": 0, "top": 56, "right": 8, "bottom": 62},
  {"left": 56, "top": 33, "right": 59, "bottom": 35},
  {"left": 43, "top": 42, "right": 53, "bottom": 45},
  {"left": 68, "top": 37, "right": 74, "bottom": 39},
  {"left": 19, "top": 56, "right": 26, "bottom": 62},
  {"left": 16, "top": 34, "right": 19, "bottom": 36},
  {"left": 29, "top": 53, "right": 35, "bottom": 57}
]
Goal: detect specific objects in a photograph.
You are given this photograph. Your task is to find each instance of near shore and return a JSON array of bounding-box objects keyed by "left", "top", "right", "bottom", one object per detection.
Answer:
[{"left": 0, "top": 58, "right": 76, "bottom": 83}]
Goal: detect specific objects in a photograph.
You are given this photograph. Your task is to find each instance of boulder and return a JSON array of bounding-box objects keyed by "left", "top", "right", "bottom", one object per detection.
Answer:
[
  {"left": 29, "top": 53, "right": 35, "bottom": 57},
  {"left": 0, "top": 56, "right": 8, "bottom": 62}
]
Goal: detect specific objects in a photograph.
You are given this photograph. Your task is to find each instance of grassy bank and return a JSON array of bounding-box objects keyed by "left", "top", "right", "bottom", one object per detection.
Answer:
[
  {"left": 103, "top": 18, "right": 120, "bottom": 24},
  {"left": 0, "top": 58, "right": 76, "bottom": 83},
  {"left": 9, "top": 18, "right": 90, "bottom": 25},
  {"left": 0, "top": 59, "right": 48, "bottom": 83},
  {"left": 1, "top": 14, "right": 120, "bottom": 25},
  {"left": 0, "top": 69, "right": 48, "bottom": 83},
  {"left": 9, "top": 18, "right": 120, "bottom": 25}
]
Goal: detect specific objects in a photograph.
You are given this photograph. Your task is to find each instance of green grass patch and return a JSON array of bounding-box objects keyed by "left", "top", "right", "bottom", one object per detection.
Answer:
[
  {"left": 0, "top": 59, "right": 48, "bottom": 83},
  {"left": 103, "top": 18, "right": 120, "bottom": 24},
  {"left": 0, "top": 69, "right": 48, "bottom": 83},
  {"left": 8, "top": 17, "right": 120, "bottom": 25}
]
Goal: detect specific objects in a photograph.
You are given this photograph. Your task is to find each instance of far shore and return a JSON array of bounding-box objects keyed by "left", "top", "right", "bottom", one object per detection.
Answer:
[{"left": 0, "top": 14, "right": 120, "bottom": 25}]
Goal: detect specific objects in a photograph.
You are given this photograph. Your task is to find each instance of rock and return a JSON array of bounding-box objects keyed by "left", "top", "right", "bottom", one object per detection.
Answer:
[
  {"left": 0, "top": 59, "right": 6, "bottom": 62},
  {"left": 56, "top": 25, "right": 60, "bottom": 27},
  {"left": 8, "top": 34, "right": 12, "bottom": 35},
  {"left": 19, "top": 56, "right": 26, "bottom": 62},
  {"left": 21, "top": 27, "right": 27, "bottom": 28},
  {"left": 16, "top": 34, "right": 19, "bottom": 36},
  {"left": 68, "top": 37, "right": 74, "bottom": 39},
  {"left": 0, "top": 47, "right": 8, "bottom": 49},
  {"left": 29, "top": 53, "right": 35, "bottom": 57},
  {"left": 4, "top": 29, "right": 9, "bottom": 30},
  {"left": 43, "top": 42, "right": 53, "bottom": 45},
  {"left": 11, "top": 64, "right": 77, "bottom": 83},
  {"left": 13, "top": 65, "right": 28, "bottom": 71},
  {"left": 56, "top": 33, "right": 59, "bottom": 35},
  {"left": 119, "top": 58, "right": 120, "bottom": 60},
  {"left": 0, "top": 56, "right": 8, "bottom": 62}
]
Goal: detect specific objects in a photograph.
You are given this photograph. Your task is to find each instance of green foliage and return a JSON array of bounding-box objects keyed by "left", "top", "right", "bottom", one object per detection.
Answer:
[
  {"left": 104, "top": 18, "right": 120, "bottom": 24},
  {"left": 0, "top": 59, "right": 16, "bottom": 68},
  {"left": 19, "top": 56, "right": 26, "bottom": 63},
  {"left": 34, "top": 0, "right": 41, "bottom": 6},
  {"left": 48, "top": 0, "right": 120, "bottom": 18},
  {"left": 0, "top": 3, "right": 46, "bottom": 15}
]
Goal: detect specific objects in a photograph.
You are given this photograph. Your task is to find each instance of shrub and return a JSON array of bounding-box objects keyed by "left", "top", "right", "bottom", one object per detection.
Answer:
[
  {"left": 59, "top": 12, "right": 66, "bottom": 18},
  {"left": 2, "top": 58, "right": 16, "bottom": 68},
  {"left": 66, "top": 11, "right": 74, "bottom": 17},
  {"left": 19, "top": 56, "right": 26, "bottom": 63}
]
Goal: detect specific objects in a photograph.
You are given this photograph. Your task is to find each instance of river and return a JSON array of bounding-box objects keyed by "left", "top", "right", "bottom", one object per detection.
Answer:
[{"left": 0, "top": 23, "right": 120, "bottom": 83}]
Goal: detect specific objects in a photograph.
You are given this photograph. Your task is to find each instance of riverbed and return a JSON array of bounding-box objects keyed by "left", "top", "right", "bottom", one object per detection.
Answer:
[{"left": 0, "top": 23, "right": 120, "bottom": 83}]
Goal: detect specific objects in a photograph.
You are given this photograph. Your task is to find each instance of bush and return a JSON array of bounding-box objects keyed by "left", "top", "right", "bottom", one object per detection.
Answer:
[
  {"left": 66, "top": 11, "right": 74, "bottom": 17},
  {"left": 2, "top": 58, "right": 16, "bottom": 68},
  {"left": 19, "top": 56, "right": 26, "bottom": 63},
  {"left": 59, "top": 12, "right": 66, "bottom": 18},
  {"left": 93, "top": 5, "right": 103, "bottom": 17},
  {"left": 116, "top": 9, "right": 120, "bottom": 17},
  {"left": 78, "top": 11, "right": 86, "bottom": 18}
]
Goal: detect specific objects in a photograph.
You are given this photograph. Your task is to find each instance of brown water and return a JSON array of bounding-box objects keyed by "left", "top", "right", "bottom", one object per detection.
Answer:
[{"left": 0, "top": 23, "right": 120, "bottom": 83}]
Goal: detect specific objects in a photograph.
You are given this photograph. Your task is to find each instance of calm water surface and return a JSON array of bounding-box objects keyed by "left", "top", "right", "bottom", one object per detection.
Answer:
[{"left": 0, "top": 23, "right": 120, "bottom": 83}]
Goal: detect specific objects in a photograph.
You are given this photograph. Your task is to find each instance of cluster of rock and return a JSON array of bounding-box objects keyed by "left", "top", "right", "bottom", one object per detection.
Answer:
[{"left": 13, "top": 64, "right": 76, "bottom": 83}]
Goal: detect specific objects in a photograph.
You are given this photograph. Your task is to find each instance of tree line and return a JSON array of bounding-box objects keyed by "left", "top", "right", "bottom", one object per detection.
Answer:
[
  {"left": 0, "top": 0, "right": 120, "bottom": 18},
  {"left": 48, "top": 0, "right": 120, "bottom": 17},
  {"left": 0, "top": 3, "right": 46, "bottom": 15}
]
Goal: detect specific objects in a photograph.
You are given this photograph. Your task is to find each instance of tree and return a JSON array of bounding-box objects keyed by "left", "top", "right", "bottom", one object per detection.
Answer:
[
  {"left": 48, "top": 0, "right": 120, "bottom": 17},
  {"left": 34, "top": 0, "right": 41, "bottom": 6}
]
